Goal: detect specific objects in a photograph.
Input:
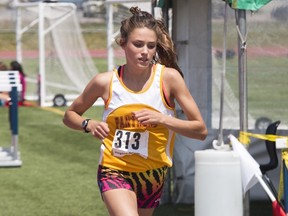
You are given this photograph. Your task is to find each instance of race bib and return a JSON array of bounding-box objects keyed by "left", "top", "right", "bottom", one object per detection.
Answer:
[{"left": 112, "top": 129, "right": 149, "bottom": 158}]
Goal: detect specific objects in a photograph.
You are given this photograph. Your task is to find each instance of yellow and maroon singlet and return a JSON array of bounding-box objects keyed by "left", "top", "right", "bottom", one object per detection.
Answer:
[{"left": 99, "top": 64, "right": 176, "bottom": 172}]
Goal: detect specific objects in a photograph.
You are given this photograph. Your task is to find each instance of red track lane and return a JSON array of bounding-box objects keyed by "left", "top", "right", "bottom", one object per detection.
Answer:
[{"left": 0, "top": 49, "right": 125, "bottom": 59}]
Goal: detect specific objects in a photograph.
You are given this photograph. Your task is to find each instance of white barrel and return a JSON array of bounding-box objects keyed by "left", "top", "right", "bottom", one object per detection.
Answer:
[{"left": 195, "top": 149, "right": 243, "bottom": 216}]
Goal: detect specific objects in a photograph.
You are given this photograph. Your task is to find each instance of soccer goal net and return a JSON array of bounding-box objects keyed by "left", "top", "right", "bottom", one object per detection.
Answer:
[
  {"left": 105, "top": 0, "right": 152, "bottom": 71},
  {"left": 15, "top": 2, "right": 98, "bottom": 106}
]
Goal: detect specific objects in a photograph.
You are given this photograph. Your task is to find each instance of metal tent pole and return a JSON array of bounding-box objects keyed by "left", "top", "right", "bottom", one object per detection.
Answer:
[{"left": 236, "top": 9, "right": 249, "bottom": 216}]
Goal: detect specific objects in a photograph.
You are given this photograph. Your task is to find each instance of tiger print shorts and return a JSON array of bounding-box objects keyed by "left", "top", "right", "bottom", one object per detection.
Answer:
[{"left": 97, "top": 165, "right": 168, "bottom": 208}]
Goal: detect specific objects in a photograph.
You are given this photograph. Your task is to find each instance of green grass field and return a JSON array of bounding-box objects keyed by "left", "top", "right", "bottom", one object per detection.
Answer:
[
  {"left": 0, "top": 106, "right": 274, "bottom": 216},
  {"left": 0, "top": 105, "right": 109, "bottom": 216}
]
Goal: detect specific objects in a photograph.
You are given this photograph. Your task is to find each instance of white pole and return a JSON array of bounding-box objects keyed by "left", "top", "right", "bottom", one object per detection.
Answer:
[
  {"left": 15, "top": 7, "right": 22, "bottom": 63},
  {"left": 255, "top": 174, "right": 276, "bottom": 202},
  {"left": 106, "top": 3, "right": 114, "bottom": 71},
  {"left": 38, "top": 3, "right": 46, "bottom": 107}
]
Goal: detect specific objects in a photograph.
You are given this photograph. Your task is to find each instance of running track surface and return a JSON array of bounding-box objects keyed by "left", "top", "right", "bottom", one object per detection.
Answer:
[{"left": 0, "top": 49, "right": 125, "bottom": 59}]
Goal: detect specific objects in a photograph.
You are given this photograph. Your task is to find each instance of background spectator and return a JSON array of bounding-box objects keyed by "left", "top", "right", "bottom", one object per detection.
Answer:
[{"left": 10, "top": 60, "right": 26, "bottom": 105}]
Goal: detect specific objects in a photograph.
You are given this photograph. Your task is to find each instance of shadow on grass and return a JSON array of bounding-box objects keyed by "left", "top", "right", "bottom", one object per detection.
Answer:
[
  {"left": 154, "top": 201, "right": 273, "bottom": 216},
  {"left": 154, "top": 203, "right": 194, "bottom": 216}
]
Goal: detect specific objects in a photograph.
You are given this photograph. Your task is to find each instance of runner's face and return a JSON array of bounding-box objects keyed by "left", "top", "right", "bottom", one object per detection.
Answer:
[{"left": 123, "top": 27, "right": 157, "bottom": 68}]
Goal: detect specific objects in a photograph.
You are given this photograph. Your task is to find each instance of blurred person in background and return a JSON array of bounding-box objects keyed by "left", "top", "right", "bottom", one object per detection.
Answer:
[
  {"left": 0, "top": 62, "right": 8, "bottom": 70},
  {"left": 10, "top": 60, "right": 26, "bottom": 106}
]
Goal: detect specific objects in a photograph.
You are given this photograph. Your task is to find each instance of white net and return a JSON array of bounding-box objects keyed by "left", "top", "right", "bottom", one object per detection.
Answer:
[
  {"left": 105, "top": 1, "right": 151, "bottom": 71},
  {"left": 16, "top": 2, "right": 98, "bottom": 106}
]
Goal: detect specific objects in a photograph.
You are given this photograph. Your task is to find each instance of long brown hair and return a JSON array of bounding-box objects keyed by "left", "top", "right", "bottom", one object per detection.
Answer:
[
  {"left": 115, "top": 7, "right": 183, "bottom": 77},
  {"left": 10, "top": 60, "right": 26, "bottom": 77}
]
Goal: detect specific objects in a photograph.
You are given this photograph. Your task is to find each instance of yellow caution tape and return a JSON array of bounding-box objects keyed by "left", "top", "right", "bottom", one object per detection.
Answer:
[
  {"left": 238, "top": 131, "right": 288, "bottom": 201},
  {"left": 278, "top": 161, "right": 284, "bottom": 201},
  {"left": 239, "top": 131, "right": 288, "bottom": 145},
  {"left": 283, "top": 149, "right": 288, "bottom": 168},
  {"left": 278, "top": 151, "right": 288, "bottom": 202}
]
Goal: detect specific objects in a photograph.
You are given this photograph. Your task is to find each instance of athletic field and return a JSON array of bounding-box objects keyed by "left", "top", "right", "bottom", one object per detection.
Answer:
[{"left": 0, "top": 105, "right": 272, "bottom": 215}]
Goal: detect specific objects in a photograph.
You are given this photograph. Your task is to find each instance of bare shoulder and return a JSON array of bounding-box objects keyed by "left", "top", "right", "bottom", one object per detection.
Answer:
[
  {"left": 91, "top": 71, "right": 114, "bottom": 87},
  {"left": 162, "top": 67, "right": 185, "bottom": 86},
  {"left": 161, "top": 66, "right": 187, "bottom": 101},
  {"left": 82, "top": 71, "right": 114, "bottom": 101}
]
